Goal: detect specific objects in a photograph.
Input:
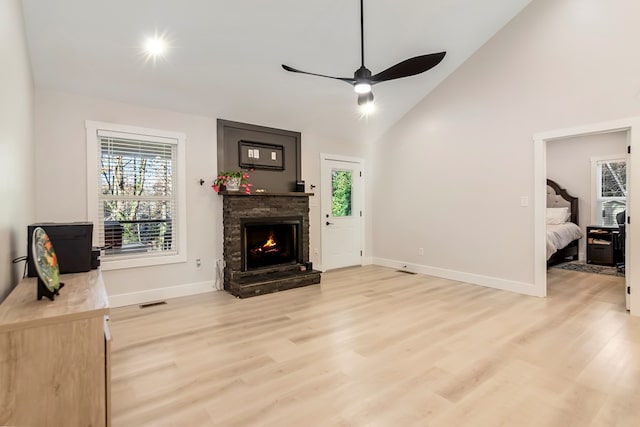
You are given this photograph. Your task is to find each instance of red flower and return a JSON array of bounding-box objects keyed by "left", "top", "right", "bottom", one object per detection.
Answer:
[{"left": 241, "top": 182, "right": 253, "bottom": 194}]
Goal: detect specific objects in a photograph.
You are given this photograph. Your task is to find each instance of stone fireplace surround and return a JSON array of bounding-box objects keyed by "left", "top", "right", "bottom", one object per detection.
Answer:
[{"left": 222, "top": 192, "right": 321, "bottom": 298}]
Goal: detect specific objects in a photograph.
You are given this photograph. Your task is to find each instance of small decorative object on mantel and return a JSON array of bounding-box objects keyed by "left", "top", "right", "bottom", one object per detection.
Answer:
[{"left": 212, "top": 170, "right": 253, "bottom": 194}]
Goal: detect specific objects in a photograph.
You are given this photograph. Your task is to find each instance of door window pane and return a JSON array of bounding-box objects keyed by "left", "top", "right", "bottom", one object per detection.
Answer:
[{"left": 331, "top": 169, "right": 352, "bottom": 217}]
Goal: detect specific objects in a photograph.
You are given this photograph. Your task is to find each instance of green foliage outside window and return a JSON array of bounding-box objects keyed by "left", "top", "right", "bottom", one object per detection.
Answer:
[{"left": 332, "top": 170, "right": 352, "bottom": 217}]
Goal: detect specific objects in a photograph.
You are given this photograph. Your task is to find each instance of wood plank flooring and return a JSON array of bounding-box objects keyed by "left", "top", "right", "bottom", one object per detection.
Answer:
[{"left": 109, "top": 265, "right": 640, "bottom": 426}]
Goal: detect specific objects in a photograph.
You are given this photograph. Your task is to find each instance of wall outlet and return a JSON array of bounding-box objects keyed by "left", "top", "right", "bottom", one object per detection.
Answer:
[
  {"left": 196, "top": 258, "right": 202, "bottom": 269},
  {"left": 418, "top": 248, "right": 424, "bottom": 256},
  {"left": 313, "top": 248, "right": 319, "bottom": 255}
]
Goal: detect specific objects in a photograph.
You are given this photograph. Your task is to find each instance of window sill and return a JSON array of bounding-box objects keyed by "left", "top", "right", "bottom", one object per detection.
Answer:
[{"left": 100, "top": 252, "right": 187, "bottom": 271}]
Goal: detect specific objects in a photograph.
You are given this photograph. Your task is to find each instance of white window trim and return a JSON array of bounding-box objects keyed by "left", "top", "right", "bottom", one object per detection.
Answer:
[
  {"left": 590, "top": 154, "right": 626, "bottom": 226},
  {"left": 86, "top": 120, "right": 187, "bottom": 270}
]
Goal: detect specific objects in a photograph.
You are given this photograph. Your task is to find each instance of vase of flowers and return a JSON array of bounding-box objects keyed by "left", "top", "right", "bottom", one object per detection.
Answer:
[
  {"left": 212, "top": 170, "right": 252, "bottom": 194},
  {"left": 225, "top": 176, "right": 241, "bottom": 191}
]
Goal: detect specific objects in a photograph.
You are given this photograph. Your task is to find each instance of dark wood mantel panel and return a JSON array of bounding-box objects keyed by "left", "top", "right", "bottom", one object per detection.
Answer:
[{"left": 217, "top": 119, "right": 302, "bottom": 193}]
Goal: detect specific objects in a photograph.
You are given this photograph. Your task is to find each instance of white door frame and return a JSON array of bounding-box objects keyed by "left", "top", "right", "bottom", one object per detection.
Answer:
[
  {"left": 533, "top": 117, "right": 640, "bottom": 316},
  {"left": 320, "top": 153, "right": 365, "bottom": 271}
]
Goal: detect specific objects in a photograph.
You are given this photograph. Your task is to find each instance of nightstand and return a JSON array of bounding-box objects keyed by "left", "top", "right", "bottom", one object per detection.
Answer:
[{"left": 586, "top": 225, "right": 622, "bottom": 266}]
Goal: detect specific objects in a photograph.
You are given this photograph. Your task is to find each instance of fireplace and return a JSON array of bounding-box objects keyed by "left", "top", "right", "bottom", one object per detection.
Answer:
[
  {"left": 242, "top": 217, "right": 302, "bottom": 271},
  {"left": 222, "top": 193, "right": 320, "bottom": 298}
]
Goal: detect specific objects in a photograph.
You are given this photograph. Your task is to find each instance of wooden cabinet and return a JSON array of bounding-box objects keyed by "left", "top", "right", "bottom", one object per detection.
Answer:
[
  {"left": 0, "top": 270, "right": 110, "bottom": 427},
  {"left": 586, "top": 226, "right": 622, "bottom": 266}
]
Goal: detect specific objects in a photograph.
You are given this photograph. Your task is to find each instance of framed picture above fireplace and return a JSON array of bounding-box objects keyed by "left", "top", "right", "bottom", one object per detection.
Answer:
[{"left": 238, "top": 140, "right": 284, "bottom": 170}]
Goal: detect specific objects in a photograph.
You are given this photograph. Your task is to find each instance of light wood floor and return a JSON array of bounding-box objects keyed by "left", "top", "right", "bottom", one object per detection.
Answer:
[{"left": 110, "top": 265, "right": 640, "bottom": 427}]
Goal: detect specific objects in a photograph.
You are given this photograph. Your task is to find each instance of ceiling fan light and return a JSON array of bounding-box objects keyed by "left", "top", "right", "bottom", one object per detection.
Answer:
[
  {"left": 354, "top": 82, "right": 372, "bottom": 94},
  {"left": 360, "top": 101, "right": 375, "bottom": 116},
  {"left": 357, "top": 92, "right": 374, "bottom": 106}
]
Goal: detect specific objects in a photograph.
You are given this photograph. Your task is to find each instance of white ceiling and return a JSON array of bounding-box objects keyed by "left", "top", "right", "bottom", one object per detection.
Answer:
[{"left": 21, "top": 0, "right": 531, "bottom": 143}]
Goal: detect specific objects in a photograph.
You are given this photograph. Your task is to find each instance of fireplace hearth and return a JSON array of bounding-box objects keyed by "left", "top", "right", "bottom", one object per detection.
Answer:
[{"left": 222, "top": 192, "right": 320, "bottom": 298}]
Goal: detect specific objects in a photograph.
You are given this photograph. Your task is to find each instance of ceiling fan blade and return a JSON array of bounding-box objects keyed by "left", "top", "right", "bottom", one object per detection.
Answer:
[
  {"left": 370, "top": 52, "right": 446, "bottom": 83},
  {"left": 281, "top": 65, "right": 355, "bottom": 84}
]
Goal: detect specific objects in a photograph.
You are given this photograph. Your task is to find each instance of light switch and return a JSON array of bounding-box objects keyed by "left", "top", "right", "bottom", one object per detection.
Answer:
[
  {"left": 253, "top": 149, "right": 260, "bottom": 159},
  {"left": 271, "top": 152, "right": 277, "bottom": 160},
  {"left": 248, "top": 149, "right": 254, "bottom": 158},
  {"left": 520, "top": 196, "right": 529, "bottom": 207}
]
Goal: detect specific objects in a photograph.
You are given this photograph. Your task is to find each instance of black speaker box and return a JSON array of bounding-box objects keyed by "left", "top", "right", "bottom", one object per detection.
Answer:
[{"left": 28, "top": 222, "right": 94, "bottom": 277}]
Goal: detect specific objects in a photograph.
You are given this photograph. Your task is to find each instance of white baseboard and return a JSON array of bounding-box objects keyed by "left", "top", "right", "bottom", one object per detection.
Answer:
[
  {"left": 372, "top": 257, "right": 542, "bottom": 297},
  {"left": 318, "top": 258, "right": 372, "bottom": 272},
  {"left": 108, "top": 280, "right": 217, "bottom": 308}
]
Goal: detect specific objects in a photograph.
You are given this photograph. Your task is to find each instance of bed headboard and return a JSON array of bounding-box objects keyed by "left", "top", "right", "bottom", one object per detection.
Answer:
[{"left": 546, "top": 179, "right": 579, "bottom": 225}]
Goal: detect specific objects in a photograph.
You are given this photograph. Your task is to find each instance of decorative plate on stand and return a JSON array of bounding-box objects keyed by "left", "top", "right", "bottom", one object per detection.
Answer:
[{"left": 32, "top": 227, "right": 63, "bottom": 299}]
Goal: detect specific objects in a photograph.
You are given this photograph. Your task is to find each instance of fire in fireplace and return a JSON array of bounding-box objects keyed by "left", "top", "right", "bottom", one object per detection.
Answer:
[{"left": 242, "top": 217, "right": 302, "bottom": 271}]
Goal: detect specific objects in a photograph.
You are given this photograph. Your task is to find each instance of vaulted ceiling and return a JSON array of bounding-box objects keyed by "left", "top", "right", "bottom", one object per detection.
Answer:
[{"left": 21, "top": 0, "right": 531, "bottom": 143}]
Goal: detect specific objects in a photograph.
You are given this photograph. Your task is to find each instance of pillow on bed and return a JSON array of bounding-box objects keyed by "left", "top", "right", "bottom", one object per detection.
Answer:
[{"left": 546, "top": 207, "right": 571, "bottom": 224}]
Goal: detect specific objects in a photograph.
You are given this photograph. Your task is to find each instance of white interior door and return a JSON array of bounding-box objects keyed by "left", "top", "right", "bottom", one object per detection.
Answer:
[
  {"left": 626, "top": 142, "right": 631, "bottom": 310},
  {"left": 321, "top": 155, "right": 363, "bottom": 270}
]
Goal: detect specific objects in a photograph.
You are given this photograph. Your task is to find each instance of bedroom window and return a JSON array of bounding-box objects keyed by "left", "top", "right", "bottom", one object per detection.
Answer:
[
  {"left": 86, "top": 121, "right": 187, "bottom": 270},
  {"left": 594, "top": 158, "right": 626, "bottom": 227}
]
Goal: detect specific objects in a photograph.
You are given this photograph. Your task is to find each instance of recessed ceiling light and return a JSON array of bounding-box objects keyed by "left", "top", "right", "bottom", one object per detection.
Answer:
[{"left": 144, "top": 35, "right": 167, "bottom": 58}]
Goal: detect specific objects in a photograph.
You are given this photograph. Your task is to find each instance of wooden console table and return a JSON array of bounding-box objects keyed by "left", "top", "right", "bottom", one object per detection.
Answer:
[{"left": 0, "top": 270, "right": 111, "bottom": 427}]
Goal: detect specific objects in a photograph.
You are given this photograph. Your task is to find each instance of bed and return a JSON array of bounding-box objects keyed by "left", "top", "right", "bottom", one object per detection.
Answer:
[{"left": 546, "top": 179, "right": 583, "bottom": 264}]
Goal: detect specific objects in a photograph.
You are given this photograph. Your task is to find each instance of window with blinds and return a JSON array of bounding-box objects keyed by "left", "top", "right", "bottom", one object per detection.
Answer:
[
  {"left": 98, "top": 131, "right": 177, "bottom": 258},
  {"left": 86, "top": 121, "right": 186, "bottom": 269}
]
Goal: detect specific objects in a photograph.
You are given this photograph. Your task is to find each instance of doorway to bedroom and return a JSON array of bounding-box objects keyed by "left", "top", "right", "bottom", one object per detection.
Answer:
[
  {"left": 534, "top": 119, "right": 639, "bottom": 314},
  {"left": 545, "top": 132, "right": 627, "bottom": 307},
  {"left": 546, "top": 131, "right": 627, "bottom": 265}
]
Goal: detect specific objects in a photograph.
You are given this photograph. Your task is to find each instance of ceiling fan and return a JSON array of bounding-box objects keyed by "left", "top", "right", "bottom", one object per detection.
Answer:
[{"left": 282, "top": 0, "right": 446, "bottom": 108}]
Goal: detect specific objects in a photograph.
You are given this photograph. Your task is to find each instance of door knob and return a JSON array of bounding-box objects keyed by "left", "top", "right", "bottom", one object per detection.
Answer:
[{"left": 326, "top": 221, "right": 334, "bottom": 226}]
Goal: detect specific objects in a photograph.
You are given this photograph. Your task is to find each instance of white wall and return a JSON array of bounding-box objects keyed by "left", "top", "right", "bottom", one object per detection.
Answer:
[
  {"left": 35, "top": 89, "right": 220, "bottom": 304},
  {"left": 34, "top": 88, "right": 369, "bottom": 304},
  {"left": 371, "top": 0, "right": 640, "bottom": 292},
  {"left": 547, "top": 131, "right": 627, "bottom": 259},
  {"left": 0, "top": 0, "right": 35, "bottom": 302}
]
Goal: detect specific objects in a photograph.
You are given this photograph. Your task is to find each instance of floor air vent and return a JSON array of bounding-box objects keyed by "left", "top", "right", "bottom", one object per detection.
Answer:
[{"left": 139, "top": 301, "right": 167, "bottom": 309}]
